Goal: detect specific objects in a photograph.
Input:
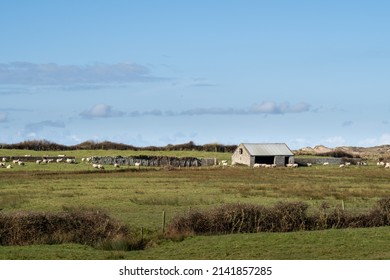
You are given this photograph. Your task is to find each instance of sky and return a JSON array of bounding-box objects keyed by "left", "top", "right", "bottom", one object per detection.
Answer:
[{"left": 1, "top": 0, "right": 389, "bottom": 149}]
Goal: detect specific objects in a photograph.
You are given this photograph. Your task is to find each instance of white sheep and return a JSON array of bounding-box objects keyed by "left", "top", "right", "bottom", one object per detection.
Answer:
[
  {"left": 307, "top": 163, "right": 312, "bottom": 167},
  {"left": 18, "top": 161, "right": 25, "bottom": 166},
  {"left": 6, "top": 164, "right": 12, "bottom": 169},
  {"left": 134, "top": 162, "right": 141, "bottom": 169},
  {"left": 339, "top": 164, "right": 345, "bottom": 168},
  {"left": 56, "top": 158, "right": 63, "bottom": 163},
  {"left": 2, "top": 157, "right": 7, "bottom": 162},
  {"left": 114, "top": 163, "right": 120, "bottom": 168},
  {"left": 323, "top": 162, "right": 329, "bottom": 166},
  {"left": 66, "top": 158, "right": 76, "bottom": 164},
  {"left": 385, "top": 163, "right": 390, "bottom": 169},
  {"left": 36, "top": 160, "right": 42, "bottom": 164}
]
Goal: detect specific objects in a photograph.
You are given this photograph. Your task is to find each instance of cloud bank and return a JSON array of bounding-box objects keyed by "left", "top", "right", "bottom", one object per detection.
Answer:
[
  {"left": 0, "top": 62, "right": 157, "bottom": 86},
  {"left": 80, "top": 104, "right": 125, "bottom": 119},
  {"left": 79, "top": 101, "right": 311, "bottom": 119},
  {"left": 127, "top": 101, "right": 311, "bottom": 117}
]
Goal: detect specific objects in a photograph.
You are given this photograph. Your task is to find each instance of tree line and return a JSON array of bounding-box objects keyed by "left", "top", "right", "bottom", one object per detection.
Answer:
[{"left": 0, "top": 140, "right": 237, "bottom": 153}]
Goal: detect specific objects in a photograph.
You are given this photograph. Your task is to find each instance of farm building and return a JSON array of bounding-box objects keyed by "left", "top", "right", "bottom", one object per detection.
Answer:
[{"left": 232, "top": 143, "right": 294, "bottom": 167}]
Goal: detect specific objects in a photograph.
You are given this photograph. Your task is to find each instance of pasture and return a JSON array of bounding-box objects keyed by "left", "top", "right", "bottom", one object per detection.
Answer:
[{"left": 0, "top": 149, "right": 389, "bottom": 259}]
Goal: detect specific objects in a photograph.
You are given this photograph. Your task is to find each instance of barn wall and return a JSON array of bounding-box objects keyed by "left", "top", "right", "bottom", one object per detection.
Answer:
[
  {"left": 231, "top": 144, "right": 252, "bottom": 166},
  {"left": 274, "top": 156, "right": 285, "bottom": 166}
]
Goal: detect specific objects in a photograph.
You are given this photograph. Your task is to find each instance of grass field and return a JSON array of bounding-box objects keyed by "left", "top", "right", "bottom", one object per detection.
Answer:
[{"left": 0, "top": 149, "right": 389, "bottom": 259}]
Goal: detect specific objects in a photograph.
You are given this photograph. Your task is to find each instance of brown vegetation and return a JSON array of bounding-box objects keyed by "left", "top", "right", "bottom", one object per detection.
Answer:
[
  {"left": 167, "top": 198, "right": 390, "bottom": 237},
  {"left": 0, "top": 208, "right": 145, "bottom": 250}
]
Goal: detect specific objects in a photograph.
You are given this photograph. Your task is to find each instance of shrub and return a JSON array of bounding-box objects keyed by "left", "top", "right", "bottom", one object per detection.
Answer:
[
  {"left": 166, "top": 199, "right": 390, "bottom": 238},
  {"left": 0, "top": 208, "right": 130, "bottom": 247}
]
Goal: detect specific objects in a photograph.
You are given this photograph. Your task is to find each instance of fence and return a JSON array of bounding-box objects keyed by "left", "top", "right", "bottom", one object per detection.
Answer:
[{"left": 90, "top": 156, "right": 217, "bottom": 167}]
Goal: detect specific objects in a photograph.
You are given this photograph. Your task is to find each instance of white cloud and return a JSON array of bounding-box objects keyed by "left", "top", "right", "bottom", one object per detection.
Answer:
[
  {"left": 126, "top": 102, "right": 311, "bottom": 117},
  {"left": 359, "top": 133, "right": 390, "bottom": 147},
  {"left": 0, "top": 112, "right": 8, "bottom": 122},
  {"left": 80, "top": 104, "right": 125, "bottom": 119},
  {"left": 0, "top": 62, "right": 159, "bottom": 86},
  {"left": 250, "top": 102, "right": 310, "bottom": 114},
  {"left": 323, "top": 136, "right": 347, "bottom": 147}
]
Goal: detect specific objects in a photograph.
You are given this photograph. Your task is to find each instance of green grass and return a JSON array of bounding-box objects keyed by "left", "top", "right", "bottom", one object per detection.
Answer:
[
  {"left": 0, "top": 149, "right": 389, "bottom": 259},
  {"left": 1, "top": 227, "right": 389, "bottom": 260}
]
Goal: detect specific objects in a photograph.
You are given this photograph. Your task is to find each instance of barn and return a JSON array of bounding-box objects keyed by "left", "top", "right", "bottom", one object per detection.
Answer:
[{"left": 232, "top": 143, "right": 294, "bottom": 167}]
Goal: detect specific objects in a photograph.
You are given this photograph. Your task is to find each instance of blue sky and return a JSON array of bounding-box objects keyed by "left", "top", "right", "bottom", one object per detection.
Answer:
[{"left": 1, "top": 1, "right": 389, "bottom": 149}]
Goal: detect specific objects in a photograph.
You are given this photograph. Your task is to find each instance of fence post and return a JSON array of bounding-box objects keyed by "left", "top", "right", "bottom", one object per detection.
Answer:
[{"left": 162, "top": 210, "right": 166, "bottom": 235}]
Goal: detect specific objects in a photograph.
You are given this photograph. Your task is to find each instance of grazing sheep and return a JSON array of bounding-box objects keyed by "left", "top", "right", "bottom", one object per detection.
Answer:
[
  {"left": 253, "top": 163, "right": 261, "bottom": 168},
  {"left": 307, "top": 163, "right": 312, "bottom": 167},
  {"left": 66, "top": 158, "right": 76, "bottom": 164},
  {"left": 36, "top": 160, "right": 42, "bottom": 164},
  {"left": 92, "top": 164, "right": 99, "bottom": 168},
  {"left": 18, "top": 161, "right": 25, "bottom": 166},
  {"left": 97, "top": 164, "right": 104, "bottom": 170},
  {"left": 6, "top": 164, "right": 12, "bottom": 169},
  {"left": 134, "top": 162, "right": 141, "bottom": 169},
  {"left": 114, "top": 163, "right": 120, "bottom": 168},
  {"left": 323, "top": 162, "right": 329, "bottom": 166},
  {"left": 339, "top": 164, "right": 345, "bottom": 168},
  {"left": 385, "top": 163, "right": 390, "bottom": 169},
  {"left": 56, "top": 158, "right": 63, "bottom": 163},
  {"left": 2, "top": 157, "right": 7, "bottom": 162}
]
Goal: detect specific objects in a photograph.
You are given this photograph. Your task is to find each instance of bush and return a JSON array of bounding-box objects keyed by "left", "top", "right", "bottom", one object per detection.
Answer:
[
  {"left": 0, "top": 208, "right": 130, "bottom": 247},
  {"left": 167, "top": 199, "right": 390, "bottom": 238}
]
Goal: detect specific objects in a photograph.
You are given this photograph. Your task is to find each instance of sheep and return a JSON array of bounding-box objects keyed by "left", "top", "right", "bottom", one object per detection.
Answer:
[
  {"left": 134, "top": 162, "right": 141, "bottom": 169},
  {"left": 385, "top": 163, "right": 390, "bottom": 169},
  {"left": 323, "top": 162, "right": 329, "bottom": 166},
  {"left": 18, "top": 161, "right": 25, "bottom": 166},
  {"left": 13, "top": 160, "right": 19, "bottom": 164},
  {"left": 66, "top": 158, "right": 76, "bottom": 164},
  {"left": 339, "top": 164, "right": 345, "bottom": 168},
  {"left": 36, "top": 160, "right": 42, "bottom": 164},
  {"left": 0, "top": 163, "right": 5, "bottom": 168},
  {"left": 253, "top": 163, "right": 261, "bottom": 168},
  {"left": 114, "top": 163, "right": 120, "bottom": 168},
  {"left": 345, "top": 162, "right": 351, "bottom": 166},
  {"left": 377, "top": 161, "right": 385, "bottom": 166},
  {"left": 2, "top": 157, "right": 7, "bottom": 162},
  {"left": 97, "top": 164, "right": 104, "bottom": 170},
  {"left": 92, "top": 164, "right": 99, "bottom": 168},
  {"left": 56, "top": 158, "right": 63, "bottom": 163},
  {"left": 6, "top": 164, "right": 12, "bottom": 169},
  {"left": 307, "top": 163, "right": 312, "bottom": 167}
]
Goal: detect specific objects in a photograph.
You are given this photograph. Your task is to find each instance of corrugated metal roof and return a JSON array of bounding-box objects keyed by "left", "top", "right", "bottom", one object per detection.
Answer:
[{"left": 242, "top": 143, "right": 294, "bottom": 156}]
